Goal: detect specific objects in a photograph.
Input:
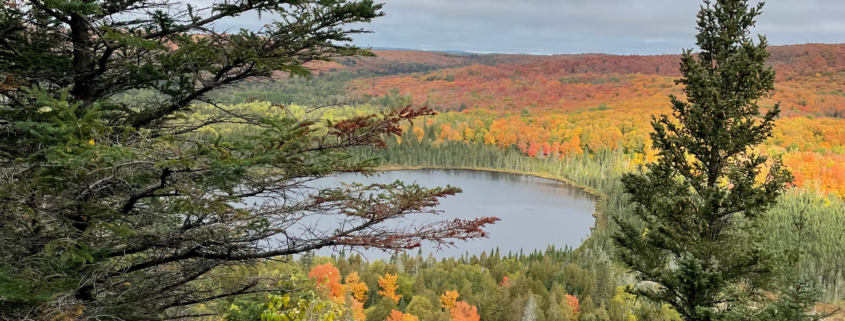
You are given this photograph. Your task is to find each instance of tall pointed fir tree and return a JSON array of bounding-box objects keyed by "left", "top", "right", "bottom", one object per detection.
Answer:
[
  {"left": 613, "top": 1, "right": 794, "bottom": 320},
  {"left": 758, "top": 206, "right": 831, "bottom": 321}
]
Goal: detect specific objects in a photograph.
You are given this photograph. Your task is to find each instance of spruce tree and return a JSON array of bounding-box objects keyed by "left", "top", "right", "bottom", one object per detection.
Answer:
[
  {"left": 522, "top": 293, "right": 539, "bottom": 321},
  {"left": 613, "top": 1, "right": 792, "bottom": 320},
  {"left": 758, "top": 208, "right": 831, "bottom": 321},
  {"left": 0, "top": 0, "right": 497, "bottom": 319}
]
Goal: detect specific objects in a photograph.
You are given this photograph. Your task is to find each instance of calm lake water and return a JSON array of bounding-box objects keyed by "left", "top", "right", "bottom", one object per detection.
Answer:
[{"left": 310, "top": 169, "right": 596, "bottom": 260}]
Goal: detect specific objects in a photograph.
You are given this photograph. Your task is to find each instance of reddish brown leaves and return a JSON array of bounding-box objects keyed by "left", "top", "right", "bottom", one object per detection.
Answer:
[
  {"left": 327, "top": 106, "right": 437, "bottom": 150},
  {"left": 0, "top": 74, "right": 19, "bottom": 91},
  {"left": 563, "top": 294, "right": 581, "bottom": 319},
  {"left": 1, "top": 0, "right": 19, "bottom": 9},
  {"left": 499, "top": 276, "right": 510, "bottom": 287},
  {"left": 351, "top": 300, "right": 366, "bottom": 321},
  {"left": 334, "top": 216, "right": 500, "bottom": 251}
]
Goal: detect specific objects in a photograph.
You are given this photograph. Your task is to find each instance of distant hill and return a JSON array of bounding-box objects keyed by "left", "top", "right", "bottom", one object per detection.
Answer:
[
  {"left": 370, "top": 47, "right": 477, "bottom": 54},
  {"left": 296, "top": 43, "right": 845, "bottom": 84},
  {"left": 427, "top": 49, "right": 476, "bottom": 54},
  {"left": 341, "top": 43, "right": 845, "bottom": 199},
  {"left": 347, "top": 43, "right": 845, "bottom": 119},
  {"left": 370, "top": 47, "right": 420, "bottom": 51},
  {"left": 326, "top": 50, "right": 565, "bottom": 76}
]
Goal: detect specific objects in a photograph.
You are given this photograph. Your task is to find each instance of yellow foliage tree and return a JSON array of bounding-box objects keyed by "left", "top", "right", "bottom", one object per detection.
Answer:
[
  {"left": 345, "top": 272, "right": 369, "bottom": 304},
  {"left": 440, "top": 290, "right": 459, "bottom": 310},
  {"left": 378, "top": 273, "right": 402, "bottom": 303},
  {"left": 413, "top": 127, "right": 425, "bottom": 142}
]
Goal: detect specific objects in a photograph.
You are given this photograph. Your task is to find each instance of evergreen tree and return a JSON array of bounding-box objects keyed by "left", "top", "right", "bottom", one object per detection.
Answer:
[
  {"left": 753, "top": 207, "right": 831, "bottom": 321},
  {"left": 522, "top": 293, "right": 539, "bottom": 321},
  {"left": 367, "top": 297, "right": 400, "bottom": 321},
  {"left": 0, "top": 0, "right": 496, "bottom": 319},
  {"left": 547, "top": 284, "right": 562, "bottom": 321},
  {"left": 594, "top": 259, "right": 614, "bottom": 307},
  {"left": 613, "top": 1, "right": 792, "bottom": 320}
]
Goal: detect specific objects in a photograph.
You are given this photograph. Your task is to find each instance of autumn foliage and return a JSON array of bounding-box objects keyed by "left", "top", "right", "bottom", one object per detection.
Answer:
[
  {"left": 345, "top": 271, "right": 369, "bottom": 303},
  {"left": 386, "top": 310, "right": 420, "bottom": 321},
  {"left": 309, "top": 263, "right": 345, "bottom": 299},
  {"left": 440, "top": 290, "right": 459, "bottom": 310},
  {"left": 351, "top": 300, "right": 367, "bottom": 321},
  {"left": 563, "top": 294, "right": 580, "bottom": 319},
  {"left": 378, "top": 273, "right": 402, "bottom": 303},
  {"left": 450, "top": 302, "right": 480, "bottom": 321},
  {"left": 355, "top": 45, "right": 845, "bottom": 197}
]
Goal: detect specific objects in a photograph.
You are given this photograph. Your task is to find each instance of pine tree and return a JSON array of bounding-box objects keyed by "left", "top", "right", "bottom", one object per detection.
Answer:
[{"left": 613, "top": 1, "right": 792, "bottom": 320}]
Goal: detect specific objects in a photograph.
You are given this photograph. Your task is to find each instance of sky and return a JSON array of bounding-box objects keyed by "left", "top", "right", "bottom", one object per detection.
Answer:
[{"left": 204, "top": 0, "right": 845, "bottom": 55}]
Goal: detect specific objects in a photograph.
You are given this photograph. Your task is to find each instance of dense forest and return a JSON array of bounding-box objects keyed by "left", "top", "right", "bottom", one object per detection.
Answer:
[
  {"left": 3, "top": 0, "right": 845, "bottom": 320},
  {"left": 168, "top": 41, "right": 845, "bottom": 306},
  {"left": 214, "top": 247, "right": 678, "bottom": 321},
  {"left": 99, "top": 41, "right": 845, "bottom": 319},
  {"left": 162, "top": 42, "right": 845, "bottom": 319}
]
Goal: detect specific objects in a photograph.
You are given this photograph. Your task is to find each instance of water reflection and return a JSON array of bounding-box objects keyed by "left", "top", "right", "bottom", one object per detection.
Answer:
[{"left": 311, "top": 169, "right": 596, "bottom": 260}]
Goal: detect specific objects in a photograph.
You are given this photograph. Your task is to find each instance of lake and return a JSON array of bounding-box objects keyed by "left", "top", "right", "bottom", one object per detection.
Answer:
[{"left": 310, "top": 169, "right": 597, "bottom": 260}]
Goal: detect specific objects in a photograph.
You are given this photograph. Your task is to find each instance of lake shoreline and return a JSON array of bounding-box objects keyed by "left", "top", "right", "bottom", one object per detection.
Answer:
[
  {"left": 374, "top": 165, "right": 605, "bottom": 233},
  {"left": 321, "top": 168, "right": 598, "bottom": 259}
]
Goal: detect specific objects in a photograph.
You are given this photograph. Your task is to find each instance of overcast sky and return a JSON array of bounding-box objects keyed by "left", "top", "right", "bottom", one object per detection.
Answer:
[{"left": 208, "top": 0, "right": 845, "bottom": 55}]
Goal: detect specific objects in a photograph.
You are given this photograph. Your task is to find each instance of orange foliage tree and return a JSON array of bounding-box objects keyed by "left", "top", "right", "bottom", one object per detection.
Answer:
[
  {"left": 386, "top": 310, "right": 420, "bottom": 321},
  {"left": 378, "top": 273, "right": 402, "bottom": 303},
  {"left": 308, "top": 263, "right": 344, "bottom": 299},
  {"left": 499, "top": 276, "right": 510, "bottom": 287},
  {"left": 450, "top": 302, "right": 480, "bottom": 321},
  {"left": 349, "top": 44, "right": 845, "bottom": 197},
  {"left": 562, "top": 294, "right": 580, "bottom": 320},
  {"left": 351, "top": 300, "right": 366, "bottom": 321}
]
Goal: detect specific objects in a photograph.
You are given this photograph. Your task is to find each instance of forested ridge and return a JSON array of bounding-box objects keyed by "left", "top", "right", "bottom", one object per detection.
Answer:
[
  {"left": 3, "top": 0, "right": 845, "bottom": 319},
  {"left": 91, "top": 42, "right": 845, "bottom": 320},
  {"left": 203, "top": 44, "right": 845, "bottom": 197},
  {"left": 218, "top": 246, "right": 675, "bottom": 321},
  {"left": 147, "top": 41, "right": 845, "bottom": 315}
]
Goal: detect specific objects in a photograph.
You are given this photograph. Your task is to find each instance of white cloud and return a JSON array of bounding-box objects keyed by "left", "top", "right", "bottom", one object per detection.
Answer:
[{"left": 199, "top": 0, "right": 845, "bottom": 54}]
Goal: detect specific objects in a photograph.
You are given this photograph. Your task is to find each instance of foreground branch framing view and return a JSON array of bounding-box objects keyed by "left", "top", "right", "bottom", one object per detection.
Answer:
[{"left": 2, "top": 0, "right": 845, "bottom": 320}]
